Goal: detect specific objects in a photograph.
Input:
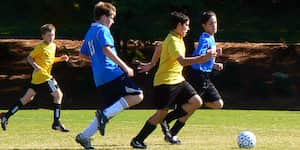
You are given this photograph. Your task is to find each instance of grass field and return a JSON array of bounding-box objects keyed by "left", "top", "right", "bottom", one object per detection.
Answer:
[{"left": 0, "top": 109, "right": 299, "bottom": 149}]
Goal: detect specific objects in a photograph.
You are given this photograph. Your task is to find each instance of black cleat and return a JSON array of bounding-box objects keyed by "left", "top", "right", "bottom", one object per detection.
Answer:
[
  {"left": 75, "top": 133, "right": 94, "bottom": 149},
  {"left": 161, "top": 120, "right": 170, "bottom": 136},
  {"left": 52, "top": 121, "right": 70, "bottom": 132},
  {"left": 130, "top": 138, "right": 147, "bottom": 149},
  {"left": 0, "top": 113, "right": 8, "bottom": 131},
  {"left": 96, "top": 110, "right": 108, "bottom": 136},
  {"left": 164, "top": 133, "right": 181, "bottom": 145}
]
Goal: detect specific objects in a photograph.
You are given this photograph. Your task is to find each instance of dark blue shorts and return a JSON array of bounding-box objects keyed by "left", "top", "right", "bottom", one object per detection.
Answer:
[
  {"left": 189, "top": 69, "right": 222, "bottom": 102},
  {"left": 96, "top": 74, "right": 143, "bottom": 110}
]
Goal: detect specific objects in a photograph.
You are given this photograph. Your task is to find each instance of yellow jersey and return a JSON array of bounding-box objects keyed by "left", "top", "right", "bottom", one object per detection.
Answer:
[
  {"left": 29, "top": 42, "right": 56, "bottom": 84},
  {"left": 154, "top": 31, "right": 185, "bottom": 86}
]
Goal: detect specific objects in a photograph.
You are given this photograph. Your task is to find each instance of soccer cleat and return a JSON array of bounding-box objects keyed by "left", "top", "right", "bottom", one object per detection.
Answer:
[
  {"left": 130, "top": 138, "right": 147, "bottom": 149},
  {"left": 0, "top": 113, "right": 8, "bottom": 131},
  {"left": 96, "top": 110, "right": 108, "bottom": 136},
  {"left": 164, "top": 133, "right": 181, "bottom": 145},
  {"left": 160, "top": 120, "right": 170, "bottom": 136},
  {"left": 75, "top": 133, "right": 94, "bottom": 149},
  {"left": 52, "top": 121, "right": 70, "bottom": 132}
]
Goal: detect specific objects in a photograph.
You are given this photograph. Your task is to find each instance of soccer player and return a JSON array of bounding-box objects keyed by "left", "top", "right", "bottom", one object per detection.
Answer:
[
  {"left": 0, "top": 24, "right": 70, "bottom": 132},
  {"left": 75, "top": 2, "right": 144, "bottom": 149},
  {"left": 130, "top": 12, "right": 216, "bottom": 149},
  {"left": 160, "top": 10, "right": 224, "bottom": 144}
]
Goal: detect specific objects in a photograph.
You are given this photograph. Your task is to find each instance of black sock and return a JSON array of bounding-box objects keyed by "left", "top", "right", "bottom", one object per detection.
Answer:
[
  {"left": 5, "top": 100, "right": 23, "bottom": 119},
  {"left": 170, "top": 120, "right": 185, "bottom": 136},
  {"left": 135, "top": 121, "right": 157, "bottom": 142},
  {"left": 53, "top": 103, "right": 61, "bottom": 124},
  {"left": 165, "top": 106, "right": 188, "bottom": 123}
]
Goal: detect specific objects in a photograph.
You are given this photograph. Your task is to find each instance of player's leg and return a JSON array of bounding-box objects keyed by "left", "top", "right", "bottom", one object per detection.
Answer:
[
  {"left": 203, "top": 81, "right": 224, "bottom": 109},
  {"left": 1, "top": 88, "right": 36, "bottom": 131},
  {"left": 49, "top": 79, "right": 70, "bottom": 132},
  {"left": 163, "top": 82, "right": 202, "bottom": 144},
  {"left": 131, "top": 84, "right": 180, "bottom": 149},
  {"left": 96, "top": 75, "right": 143, "bottom": 136},
  {"left": 131, "top": 109, "right": 168, "bottom": 149}
]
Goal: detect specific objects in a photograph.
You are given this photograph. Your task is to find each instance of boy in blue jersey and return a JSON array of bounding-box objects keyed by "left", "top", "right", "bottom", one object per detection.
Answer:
[
  {"left": 75, "top": 2, "right": 144, "bottom": 149},
  {"left": 160, "top": 10, "right": 224, "bottom": 144}
]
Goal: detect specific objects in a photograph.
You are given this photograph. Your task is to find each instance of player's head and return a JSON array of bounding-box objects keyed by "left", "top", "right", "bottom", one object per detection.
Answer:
[
  {"left": 40, "top": 24, "right": 56, "bottom": 44},
  {"left": 94, "top": 2, "right": 116, "bottom": 28},
  {"left": 200, "top": 10, "right": 217, "bottom": 35},
  {"left": 170, "top": 11, "right": 190, "bottom": 37}
]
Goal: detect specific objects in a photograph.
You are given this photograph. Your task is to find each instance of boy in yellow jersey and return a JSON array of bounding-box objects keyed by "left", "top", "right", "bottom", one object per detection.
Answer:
[
  {"left": 131, "top": 12, "right": 216, "bottom": 149},
  {"left": 0, "top": 24, "right": 70, "bottom": 132}
]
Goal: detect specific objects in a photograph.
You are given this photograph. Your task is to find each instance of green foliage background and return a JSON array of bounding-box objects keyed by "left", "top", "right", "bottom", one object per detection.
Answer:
[{"left": 0, "top": 0, "right": 300, "bottom": 42}]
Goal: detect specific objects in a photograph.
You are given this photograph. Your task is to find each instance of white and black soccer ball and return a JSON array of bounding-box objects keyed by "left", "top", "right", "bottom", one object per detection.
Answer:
[{"left": 237, "top": 131, "right": 256, "bottom": 149}]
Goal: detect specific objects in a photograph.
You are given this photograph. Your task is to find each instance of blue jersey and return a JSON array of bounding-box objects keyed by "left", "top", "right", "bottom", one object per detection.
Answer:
[
  {"left": 191, "top": 32, "right": 216, "bottom": 72},
  {"left": 81, "top": 23, "right": 124, "bottom": 87}
]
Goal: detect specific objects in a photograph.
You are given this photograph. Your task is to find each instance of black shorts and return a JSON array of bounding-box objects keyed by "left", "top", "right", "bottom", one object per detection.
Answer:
[
  {"left": 154, "top": 81, "right": 197, "bottom": 109},
  {"left": 29, "top": 78, "right": 60, "bottom": 94},
  {"left": 189, "top": 69, "right": 221, "bottom": 102},
  {"left": 96, "top": 74, "right": 143, "bottom": 110}
]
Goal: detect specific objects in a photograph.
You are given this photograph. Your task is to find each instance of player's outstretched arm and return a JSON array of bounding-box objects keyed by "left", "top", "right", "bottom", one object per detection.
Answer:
[
  {"left": 177, "top": 50, "right": 216, "bottom": 66},
  {"left": 54, "top": 55, "right": 69, "bottom": 63},
  {"left": 138, "top": 43, "right": 162, "bottom": 73}
]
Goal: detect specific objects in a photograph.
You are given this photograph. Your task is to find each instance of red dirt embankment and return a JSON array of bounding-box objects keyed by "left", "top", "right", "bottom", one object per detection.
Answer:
[{"left": 0, "top": 39, "right": 299, "bottom": 109}]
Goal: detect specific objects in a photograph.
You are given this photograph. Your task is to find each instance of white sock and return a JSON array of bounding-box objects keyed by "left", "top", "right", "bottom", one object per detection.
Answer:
[
  {"left": 103, "top": 97, "right": 129, "bottom": 118},
  {"left": 82, "top": 118, "right": 98, "bottom": 138}
]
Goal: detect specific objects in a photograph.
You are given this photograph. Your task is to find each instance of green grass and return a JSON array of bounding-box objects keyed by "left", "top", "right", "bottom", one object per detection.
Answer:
[{"left": 0, "top": 109, "right": 299, "bottom": 149}]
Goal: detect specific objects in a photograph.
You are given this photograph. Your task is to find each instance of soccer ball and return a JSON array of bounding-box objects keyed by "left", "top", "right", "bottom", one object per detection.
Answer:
[{"left": 237, "top": 131, "right": 256, "bottom": 149}]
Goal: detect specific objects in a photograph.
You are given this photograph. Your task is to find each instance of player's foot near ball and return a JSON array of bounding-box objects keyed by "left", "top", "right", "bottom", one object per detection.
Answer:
[
  {"left": 0, "top": 112, "right": 8, "bottom": 131},
  {"left": 164, "top": 133, "right": 181, "bottom": 145},
  {"left": 52, "top": 121, "right": 70, "bottom": 132},
  {"left": 96, "top": 109, "right": 108, "bottom": 136},
  {"left": 130, "top": 138, "right": 147, "bottom": 149}
]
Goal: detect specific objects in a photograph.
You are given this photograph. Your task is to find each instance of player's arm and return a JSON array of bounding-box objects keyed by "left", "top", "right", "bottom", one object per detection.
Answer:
[
  {"left": 138, "top": 44, "right": 162, "bottom": 73},
  {"left": 102, "top": 46, "right": 134, "bottom": 77},
  {"left": 177, "top": 50, "right": 216, "bottom": 66},
  {"left": 54, "top": 55, "right": 69, "bottom": 63},
  {"left": 27, "top": 55, "right": 42, "bottom": 71}
]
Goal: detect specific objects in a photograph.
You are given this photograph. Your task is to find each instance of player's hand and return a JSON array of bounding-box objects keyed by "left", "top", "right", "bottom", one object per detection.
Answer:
[
  {"left": 125, "top": 66, "right": 134, "bottom": 77},
  {"left": 205, "top": 50, "right": 217, "bottom": 60},
  {"left": 214, "top": 63, "right": 223, "bottom": 71},
  {"left": 216, "top": 48, "right": 222, "bottom": 56},
  {"left": 137, "top": 62, "right": 152, "bottom": 74},
  {"left": 61, "top": 55, "right": 69, "bottom": 62}
]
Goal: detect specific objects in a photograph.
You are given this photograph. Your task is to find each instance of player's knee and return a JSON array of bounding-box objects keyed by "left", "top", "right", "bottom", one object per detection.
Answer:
[
  {"left": 216, "top": 99, "right": 224, "bottom": 109},
  {"left": 136, "top": 93, "right": 144, "bottom": 103},
  {"left": 52, "top": 90, "right": 63, "bottom": 103},
  {"left": 189, "top": 95, "right": 203, "bottom": 108},
  {"left": 207, "top": 99, "right": 224, "bottom": 109}
]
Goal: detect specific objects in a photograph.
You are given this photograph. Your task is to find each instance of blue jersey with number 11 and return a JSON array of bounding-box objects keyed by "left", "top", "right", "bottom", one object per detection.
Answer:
[{"left": 80, "top": 23, "right": 123, "bottom": 87}]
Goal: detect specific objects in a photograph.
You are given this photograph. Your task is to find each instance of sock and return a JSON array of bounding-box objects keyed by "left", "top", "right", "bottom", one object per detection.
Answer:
[
  {"left": 170, "top": 120, "right": 185, "bottom": 136},
  {"left": 165, "top": 106, "right": 188, "bottom": 123},
  {"left": 53, "top": 103, "right": 61, "bottom": 123},
  {"left": 82, "top": 118, "right": 99, "bottom": 138},
  {"left": 135, "top": 121, "right": 157, "bottom": 142},
  {"left": 103, "top": 97, "right": 129, "bottom": 118},
  {"left": 5, "top": 100, "right": 23, "bottom": 119}
]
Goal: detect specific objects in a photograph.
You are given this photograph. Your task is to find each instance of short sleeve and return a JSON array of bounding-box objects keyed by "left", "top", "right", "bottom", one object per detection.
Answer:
[
  {"left": 80, "top": 40, "right": 89, "bottom": 55},
  {"left": 168, "top": 39, "right": 185, "bottom": 60},
  {"left": 195, "top": 38, "right": 209, "bottom": 55},
  {"left": 97, "top": 27, "right": 114, "bottom": 48},
  {"left": 29, "top": 46, "right": 41, "bottom": 58}
]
